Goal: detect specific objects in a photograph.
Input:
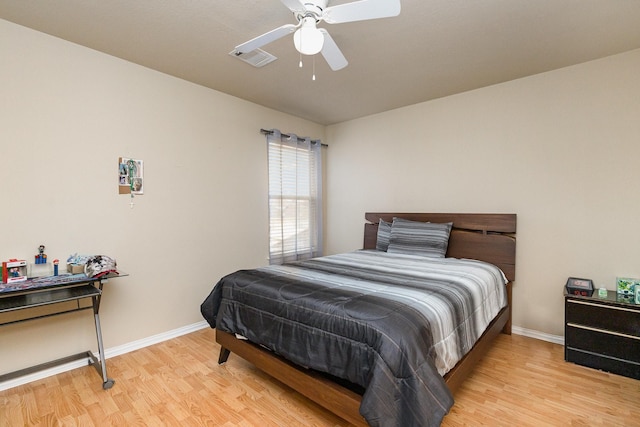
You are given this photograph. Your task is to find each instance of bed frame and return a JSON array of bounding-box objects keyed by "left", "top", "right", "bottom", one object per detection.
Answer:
[{"left": 216, "top": 213, "right": 516, "bottom": 426}]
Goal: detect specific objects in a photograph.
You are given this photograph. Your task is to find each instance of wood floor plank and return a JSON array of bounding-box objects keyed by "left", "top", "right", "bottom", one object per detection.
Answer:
[{"left": 2, "top": 328, "right": 640, "bottom": 426}]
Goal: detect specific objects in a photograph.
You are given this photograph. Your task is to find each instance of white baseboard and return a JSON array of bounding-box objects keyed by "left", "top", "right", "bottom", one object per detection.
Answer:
[
  {"left": 0, "top": 320, "right": 209, "bottom": 392},
  {"left": 512, "top": 325, "right": 564, "bottom": 346},
  {"left": 1, "top": 321, "right": 563, "bottom": 392}
]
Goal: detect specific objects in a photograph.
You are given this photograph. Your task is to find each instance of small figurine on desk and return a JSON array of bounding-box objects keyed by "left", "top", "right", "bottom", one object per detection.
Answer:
[
  {"left": 53, "top": 259, "right": 59, "bottom": 276},
  {"left": 35, "top": 245, "right": 48, "bottom": 264}
]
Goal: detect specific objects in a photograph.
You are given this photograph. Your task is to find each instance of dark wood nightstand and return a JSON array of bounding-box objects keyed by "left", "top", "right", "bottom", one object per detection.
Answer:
[{"left": 565, "top": 289, "right": 640, "bottom": 379}]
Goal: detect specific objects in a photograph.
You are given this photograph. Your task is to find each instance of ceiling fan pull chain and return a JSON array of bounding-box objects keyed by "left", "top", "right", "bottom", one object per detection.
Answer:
[
  {"left": 299, "top": 31, "right": 303, "bottom": 67},
  {"left": 312, "top": 55, "right": 316, "bottom": 81}
]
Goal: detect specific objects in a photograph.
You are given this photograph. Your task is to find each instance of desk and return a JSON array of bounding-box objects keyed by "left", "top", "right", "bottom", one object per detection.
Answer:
[{"left": 0, "top": 272, "right": 124, "bottom": 389}]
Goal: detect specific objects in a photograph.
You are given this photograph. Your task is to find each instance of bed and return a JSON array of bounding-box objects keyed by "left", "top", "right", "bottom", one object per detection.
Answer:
[{"left": 201, "top": 213, "right": 516, "bottom": 426}]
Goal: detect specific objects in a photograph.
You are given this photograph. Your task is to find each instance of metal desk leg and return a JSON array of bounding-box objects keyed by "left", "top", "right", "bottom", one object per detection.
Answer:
[{"left": 92, "top": 297, "right": 115, "bottom": 390}]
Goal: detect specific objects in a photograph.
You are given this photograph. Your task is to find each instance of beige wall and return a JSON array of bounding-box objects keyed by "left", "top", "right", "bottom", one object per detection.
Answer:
[
  {"left": 3, "top": 16, "right": 640, "bottom": 377},
  {"left": 325, "top": 48, "right": 640, "bottom": 337},
  {"left": 0, "top": 19, "right": 324, "bottom": 374}
]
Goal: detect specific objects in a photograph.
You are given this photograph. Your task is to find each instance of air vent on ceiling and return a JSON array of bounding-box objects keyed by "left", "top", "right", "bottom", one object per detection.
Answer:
[{"left": 230, "top": 48, "right": 277, "bottom": 67}]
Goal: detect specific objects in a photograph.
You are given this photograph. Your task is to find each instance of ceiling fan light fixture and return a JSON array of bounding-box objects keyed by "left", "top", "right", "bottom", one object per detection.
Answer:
[
  {"left": 234, "top": 0, "right": 401, "bottom": 70},
  {"left": 293, "top": 18, "right": 324, "bottom": 55}
]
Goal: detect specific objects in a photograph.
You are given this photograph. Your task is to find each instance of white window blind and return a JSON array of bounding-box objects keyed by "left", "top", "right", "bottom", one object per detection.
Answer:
[{"left": 267, "top": 130, "right": 323, "bottom": 264}]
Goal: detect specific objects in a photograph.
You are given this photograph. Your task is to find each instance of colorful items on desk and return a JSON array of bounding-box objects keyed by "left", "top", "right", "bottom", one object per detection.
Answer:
[
  {"left": 0, "top": 273, "right": 91, "bottom": 294},
  {"left": 2, "top": 259, "right": 28, "bottom": 283},
  {"left": 3, "top": 250, "right": 117, "bottom": 283},
  {"left": 35, "top": 244, "right": 48, "bottom": 264}
]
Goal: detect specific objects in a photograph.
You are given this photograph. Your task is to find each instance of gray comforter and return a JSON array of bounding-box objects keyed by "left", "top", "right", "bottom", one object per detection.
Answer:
[{"left": 201, "top": 250, "right": 507, "bottom": 426}]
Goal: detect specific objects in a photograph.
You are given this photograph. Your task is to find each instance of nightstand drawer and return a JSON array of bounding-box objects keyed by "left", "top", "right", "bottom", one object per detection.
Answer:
[
  {"left": 566, "top": 348, "right": 640, "bottom": 380},
  {"left": 566, "top": 299, "right": 640, "bottom": 336},
  {"left": 565, "top": 324, "right": 640, "bottom": 364}
]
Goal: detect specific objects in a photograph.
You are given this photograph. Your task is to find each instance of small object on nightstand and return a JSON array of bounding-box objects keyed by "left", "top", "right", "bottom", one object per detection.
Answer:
[
  {"left": 617, "top": 293, "right": 635, "bottom": 304},
  {"left": 598, "top": 287, "right": 608, "bottom": 298},
  {"left": 565, "top": 277, "right": 594, "bottom": 297},
  {"left": 617, "top": 277, "right": 640, "bottom": 296}
]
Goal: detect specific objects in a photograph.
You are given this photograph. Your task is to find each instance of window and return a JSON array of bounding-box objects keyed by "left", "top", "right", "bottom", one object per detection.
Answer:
[{"left": 267, "top": 130, "right": 323, "bottom": 264}]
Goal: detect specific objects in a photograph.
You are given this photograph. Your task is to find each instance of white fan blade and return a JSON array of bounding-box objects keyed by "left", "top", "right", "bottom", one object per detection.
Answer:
[
  {"left": 319, "top": 29, "right": 348, "bottom": 71},
  {"left": 234, "top": 24, "right": 297, "bottom": 55},
  {"left": 280, "top": 0, "right": 307, "bottom": 14},
  {"left": 323, "top": 0, "right": 401, "bottom": 24}
]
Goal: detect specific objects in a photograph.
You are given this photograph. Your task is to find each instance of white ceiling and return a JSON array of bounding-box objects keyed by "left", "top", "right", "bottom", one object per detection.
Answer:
[{"left": 2, "top": 0, "right": 640, "bottom": 125}]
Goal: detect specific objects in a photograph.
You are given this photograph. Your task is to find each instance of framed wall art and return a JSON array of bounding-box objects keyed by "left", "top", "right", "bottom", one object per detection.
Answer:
[{"left": 118, "top": 157, "right": 144, "bottom": 195}]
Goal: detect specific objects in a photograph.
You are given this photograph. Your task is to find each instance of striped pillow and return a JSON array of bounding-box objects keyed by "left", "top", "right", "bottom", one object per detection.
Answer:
[
  {"left": 387, "top": 218, "right": 453, "bottom": 258},
  {"left": 376, "top": 218, "right": 392, "bottom": 251}
]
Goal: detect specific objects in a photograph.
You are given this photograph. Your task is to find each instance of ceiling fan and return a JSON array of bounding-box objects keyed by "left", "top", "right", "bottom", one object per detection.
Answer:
[{"left": 233, "top": 0, "right": 401, "bottom": 71}]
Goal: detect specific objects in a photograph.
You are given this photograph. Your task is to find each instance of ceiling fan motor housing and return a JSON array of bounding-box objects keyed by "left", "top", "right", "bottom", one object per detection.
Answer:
[{"left": 298, "top": 1, "right": 328, "bottom": 21}]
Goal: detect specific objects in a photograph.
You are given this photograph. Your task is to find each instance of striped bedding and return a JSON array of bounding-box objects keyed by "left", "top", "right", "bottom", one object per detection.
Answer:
[{"left": 201, "top": 250, "right": 508, "bottom": 427}]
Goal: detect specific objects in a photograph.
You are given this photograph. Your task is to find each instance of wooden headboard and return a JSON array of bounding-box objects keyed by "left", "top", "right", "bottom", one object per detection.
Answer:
[{"left": 363, "top": 213, "right": 517, "bottom": 282}]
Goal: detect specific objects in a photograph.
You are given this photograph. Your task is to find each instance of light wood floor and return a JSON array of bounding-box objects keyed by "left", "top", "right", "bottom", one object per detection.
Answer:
[{"left": 2, "top": 329, "right": 640, "bottom": 426}]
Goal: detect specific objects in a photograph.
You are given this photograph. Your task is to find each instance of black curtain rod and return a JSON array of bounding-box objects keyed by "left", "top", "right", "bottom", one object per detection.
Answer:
[{"left": 260, "top": 128, "right": 328, "bottom": 147}]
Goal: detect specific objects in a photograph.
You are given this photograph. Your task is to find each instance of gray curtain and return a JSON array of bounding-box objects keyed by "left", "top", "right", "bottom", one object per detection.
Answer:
[{"left": 267, "top": 129, "right": 323, "bottom": 264}]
